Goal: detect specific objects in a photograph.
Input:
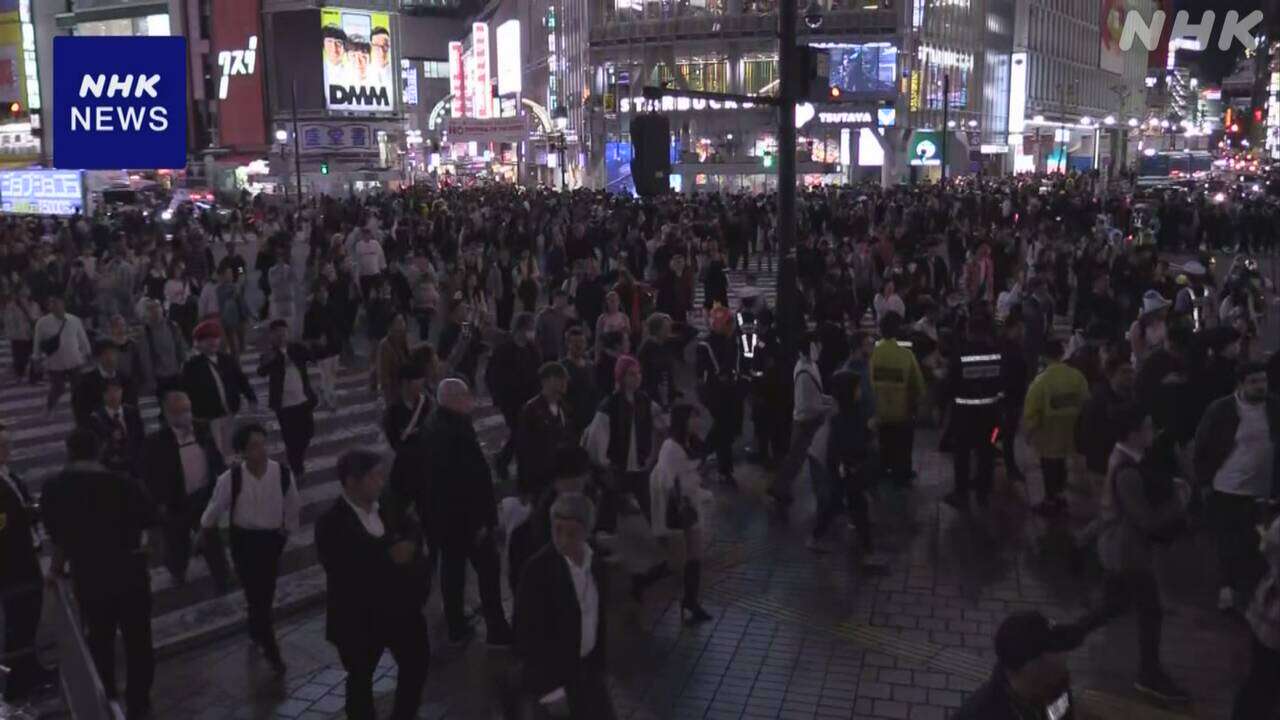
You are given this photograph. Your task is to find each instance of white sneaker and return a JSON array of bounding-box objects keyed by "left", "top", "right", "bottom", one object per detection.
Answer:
[{"left": 1217, "top": 586, "right": 1236, "bottom": 612}]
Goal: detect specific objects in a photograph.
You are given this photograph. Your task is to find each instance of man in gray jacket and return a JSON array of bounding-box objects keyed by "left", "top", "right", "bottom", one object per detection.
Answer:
[{"left": 135, "top": 298, "right": 189, "bottom": 403}]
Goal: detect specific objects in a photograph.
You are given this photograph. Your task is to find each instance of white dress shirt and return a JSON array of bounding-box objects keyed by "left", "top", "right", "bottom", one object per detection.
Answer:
[
  {"left": 280, "top": 352, "right": 307, "bottom": 409},
  {"left": 201, "top": 460, "right": 300, "bottom": 533},
  {"left": 176, "top": 429, "right": 209, "bottom": 495},
  {"left": 564, "top": 545, "right": 599, "bottom": 659},
  {"left": 342, "top": 492, "right": 385, "bottom": 537},
  {"left": 203, "top": 353, "right": 230, "bottom": 415}
]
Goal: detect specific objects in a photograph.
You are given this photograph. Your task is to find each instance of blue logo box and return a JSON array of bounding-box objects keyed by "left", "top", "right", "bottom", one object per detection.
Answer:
[{"left": 53, "top": 36, "right": 188, "bottom": 170}]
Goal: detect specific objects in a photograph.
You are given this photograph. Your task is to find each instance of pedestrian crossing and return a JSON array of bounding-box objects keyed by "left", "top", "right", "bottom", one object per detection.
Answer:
[{"left": 0, "top": 269, "right": 780, "bottom": 649}]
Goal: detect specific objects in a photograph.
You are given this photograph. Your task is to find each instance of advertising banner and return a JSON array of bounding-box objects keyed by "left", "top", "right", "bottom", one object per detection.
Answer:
[
  {"left": 401, "top": 59, "right": 418, "bottom": 105},
  {"left": 471, "top": 23, "right": 491, "bottom": 119},
  {"left": 298, "top": 122, "right": 376, "bottom": 154},
  {"left": 52, "top": 36, "right": 188, "bottom": 169},
  {"left": 1099, "top": 0, "right": 1127, "bottom": 74},
  {"left": 211, "top": 0, "right": 266, "bottom": 149},
  {"left": 448, "top": 41, "right": 465, "bottom": 117},
  {"left": 446, "top": 116, "right": 525, "bottom": 142},
  {"left": 0, "top": 169, "right": 83, "bottom": 215},
  {"left": 908, "top": 130, "right": 942, "bottom": 166},
  {"left": 0, "top": 43, "right": 19, "bottom": 106},
  {"left": 321, "top": 8, "right": 394, "bottom": 114},
  {"left": 496, "top": 20, "right": 520, "bottom": 96}
]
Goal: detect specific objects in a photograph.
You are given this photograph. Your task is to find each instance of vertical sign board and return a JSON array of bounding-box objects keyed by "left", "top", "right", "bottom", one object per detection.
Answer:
[
  {"left": 321, "top": 8, "right": 395, "bottom": 114},
  {"left": 1008, "top": 52, "right": 1027, "bottom": 134},
  {"left": 471, "top": 23, "right": 491, "bottom": 119},
  {"left": 448, "top": 41, "right": 465, "bottom": 117},
  {"left": 495, "top": 20, "right": 521, "bottom": 96},
  {"left": 211, "top": 0, "right": 266, "bottom": 148},
  {"left": 52, "top": 36, "right": 188, "bottom": 169},
  {"left": 1098, "top": 0, "right": 1126, "bottom": 74}
]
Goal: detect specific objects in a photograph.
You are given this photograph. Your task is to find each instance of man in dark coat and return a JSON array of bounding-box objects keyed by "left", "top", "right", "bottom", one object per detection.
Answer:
[
  {"left": 88, "top": 377, "right": 146, "bottom": 478},
  {"left": 514, "top": 492, "right": 615, "bottom": 719},
  {"left": 383, "top": 364, "right": 432, "bottom": 452},
  {"left": 516, "top": 362, "right": 573, "bottom": 496},
  {"left": 954, "top": 612, "right": 1087, "bottom": 720},
  {"left": 257, "top": 319, "right": 317, "bottom": 477},
  {"left": 0, "top": 424, "right": 56, "bottom": 702},
  {"left": 42, "top": 429, "right": 159, "bottom": 720},
  {"left": 487, "top": 312, "right": 541, "bottom": 482},
  {"left": 423, "top": 378, "right": 513, "bottom": 646},
  {"left": 182, "top": 319, "right": 257, "bottom": 460},
  {"left": 316, "top": 449, "right": 430, "bottom": 720},
  {"left": 72, "top": 339, "right": 130, "bottom": 428}
]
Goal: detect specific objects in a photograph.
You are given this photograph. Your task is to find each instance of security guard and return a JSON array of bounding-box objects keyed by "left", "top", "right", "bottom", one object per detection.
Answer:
[
  {"left": 942, "top": 312, "right": 1005, "bottom": 512},
  {"left": 736, "top": 288, "right": 764, "bottom": 374},
  {"left": 0, "top": 423, "right": 55, "bottom": 702},
  {"left": 699, "top": 305, "right": 744, "bottom": 485},
  {"left": 1173, "top": 261, "right": 1211, "bottom": 332},
  {"left": 870, "top": 311, "right": 925, "bottom": 485}
]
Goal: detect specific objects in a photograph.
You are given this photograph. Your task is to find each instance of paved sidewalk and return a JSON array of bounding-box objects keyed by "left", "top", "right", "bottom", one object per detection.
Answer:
[{"left": 148, "top": 427, "right": 1248, "bottom": 720}]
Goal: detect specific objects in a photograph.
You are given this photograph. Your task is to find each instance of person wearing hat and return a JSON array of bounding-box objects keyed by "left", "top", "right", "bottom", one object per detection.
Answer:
[
  {"left": 1173, "top": 260, "right": 1211, "bottom": 332},
  {"left": 513, "top": 492, "right": 616, "bottom": 719},
  {"left": 1127, "top": 290, "right": 1171, "bottom": 369},
  {"left": 953, "top": 611, "right": 1088, "bottom": 720},
  {"left": 183, "top": 319, "right": 257, "bottom": 461}
]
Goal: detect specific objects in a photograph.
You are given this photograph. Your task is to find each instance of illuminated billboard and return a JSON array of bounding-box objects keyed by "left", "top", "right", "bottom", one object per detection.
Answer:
[
  {"left": 0, "top": 169, "right": 83, "bottom": 215},
  {"left": 821, "top": 43, "right": 897, "bottom": 94},
  {"left": 448, "top": 41, "right": 465, "bottom": 117},
  {"left": 321, "top": 8, "right": 394, "bottom": 113},
  {"left": 496, "top": 20, "right": 520, "bottom": 96},
  {"left": 211, "top": 0, "right": 266, "bottom": 148},
  {"left": 471, "top": 23, "right": 491, "bottom": 118}
]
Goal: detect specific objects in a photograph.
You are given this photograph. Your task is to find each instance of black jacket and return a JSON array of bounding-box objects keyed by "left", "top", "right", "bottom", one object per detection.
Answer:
[
  {"left": 257, "top": 343, "right": 317, "bottom": 412},
  {"left": 514, "top": 544, "right": 608, "bottom": 698},
  {"left": 315, "top": 497, "right": 429, "bottom": 648},
  {"left": 516, "top": 395, "right": 573, "bottom": 494},
  {"left": 141, "top": 425, "right": 226, "bottom": 509},
  {"left": 88, "top": 404, "right": 146, "bottom": 478},
  {"left": 0, "top": 470, "right": 41, "bottom": 587},
  {"left": 182, "top": 352, "right": 256, "bottom": 419},
  {"left": 72, "top": 368, "right": 133, "bottom": 428},
  {"left": 422, "top": 407, "right": 498, "bottom": 544},
  {"left": 954, "top": 669, "right": 1072, "bottom": 720},
  {"left": 41, "top": 462, "right": 158, "bottom": 594},
  {"left": 487, "top": 339, "right": 541, "bottom": 413},
  {"left": 303, "top": 301, "right": 343, "bottom": 359}
]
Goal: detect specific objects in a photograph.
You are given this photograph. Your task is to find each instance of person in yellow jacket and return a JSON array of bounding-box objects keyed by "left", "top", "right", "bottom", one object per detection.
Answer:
[
  {"left": 870, "top": 312, "right": 925, "bottom": 485},
  {"left": 1022, "top": 339, "right": 1089, "bottom": 517}
]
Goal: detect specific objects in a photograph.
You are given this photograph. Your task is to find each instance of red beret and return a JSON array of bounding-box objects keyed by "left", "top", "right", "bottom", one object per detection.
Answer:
[{"left": 193, "top": 319, "right": 224, "bottom": 341}]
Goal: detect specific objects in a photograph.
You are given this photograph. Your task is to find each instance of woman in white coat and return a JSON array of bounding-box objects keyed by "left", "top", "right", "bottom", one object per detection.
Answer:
[{"left": 650, "top": 404, "right": 714, "bottom": 624}]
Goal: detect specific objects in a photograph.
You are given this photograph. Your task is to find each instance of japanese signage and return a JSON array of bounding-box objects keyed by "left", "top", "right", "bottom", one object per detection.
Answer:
[
  {"left": 471, "top": 23, "right": 491, "bottom": 119},
  {"left": 496, "top": 20, "right": 520, "bottom": 96},
  {"left": 211, "top": 0, "right": 266, "bottom": 149},
  {"left": 321, "top": 8, "right": 394, "bottom": 114},
  {"left": 445, "top": 116, "right": 526, "bottom": 142},
  {"left": 0, "top": 169, "right": 83, "bottom": 215},
  {"left": 448, "top": 41, "right": 465, "bottom": 117},
  {"left": 298, "top": 123, "right": 375, "bottom": 154},
  {"left": 909, "top": 70, "right": 922, "bottom": 112},
  {"left": 401, "top": 59, "right": 418, "bottom": 105},
  {"left": 52, "top": 36, "right": 188, "bottom": 169}
]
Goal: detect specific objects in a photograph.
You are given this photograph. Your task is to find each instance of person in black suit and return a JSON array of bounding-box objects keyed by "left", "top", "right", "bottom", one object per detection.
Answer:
[
  {"left": 514, "top": 492, "right": 615, "bottom": 720},
  {"left": 423, "top": 378, "right": 513, "bottom": 646},
  {"left": 89, "top": 377, "right": 145, "bottom": 478},
  {"left": 0, "top": 424, "right": 56, "bottom": 702},
  {"left": 141, "top": 390, "right": 232, "bottom": 589},
  {"left": 383, "top": 363, "right": 432, "bottom": 452},
  {"left": 183, "top": 319, "right": 257, "bottom": 461},
  {"left": 316, "top": 449, "right": 429, "bottom": 720},
  {"left": 72, "top": 339, "right": 130, "bottom": 428},
  {"left": 42, "top": 429, "right": 159, "bottom": 720},
  {"left": 516, "top": 362, "right": 573, "bottom": 496},
  {"left": 257, "top": 319, "right": 316, "bottom": 477}
]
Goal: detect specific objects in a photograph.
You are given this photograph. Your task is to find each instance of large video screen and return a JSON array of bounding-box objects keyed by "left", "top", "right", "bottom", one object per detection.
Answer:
[
  {"left": 827, "top": 44, "right": 897, "bottom": 94},
  {"left": 321, "top": 8, "right": 394, "bottom": 113},
  {"left": 0, "top": 170, "right": 83, "bottom": 216}
]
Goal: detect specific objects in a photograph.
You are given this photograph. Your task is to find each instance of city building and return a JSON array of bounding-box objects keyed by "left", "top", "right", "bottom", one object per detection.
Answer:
[{"left": 0, "top": 0, "right": 41, "bottom": 170}]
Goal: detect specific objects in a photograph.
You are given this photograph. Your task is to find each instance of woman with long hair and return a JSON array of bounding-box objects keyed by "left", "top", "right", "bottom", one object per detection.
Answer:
[
  {"left": 649, "top": 404, "right": 714, "bottom": 625},
  {"left": 595, "top": 290, "right": 630, "bottom": 353}
]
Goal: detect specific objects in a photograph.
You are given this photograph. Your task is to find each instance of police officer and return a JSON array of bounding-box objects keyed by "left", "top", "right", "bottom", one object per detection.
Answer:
[
  {"left": 699, "top": 306, "right": 744, "bottom": 486},
  {"left": 746, "top": 307, "right": 788, "bottom": 467},
  {"left": 942, "top": 311, "right": 1006, "bottom": 512},
  {"left": 0, "top": 423, "right": 56, "bottom": 702}
]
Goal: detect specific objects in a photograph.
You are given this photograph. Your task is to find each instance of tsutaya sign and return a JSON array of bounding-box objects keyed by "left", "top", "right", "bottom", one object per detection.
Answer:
[{"left": 817, "top": 111, "right": 874, "bottom": 124}]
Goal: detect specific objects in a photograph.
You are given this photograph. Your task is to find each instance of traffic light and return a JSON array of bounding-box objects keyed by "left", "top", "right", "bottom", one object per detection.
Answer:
[
  {"left": 320, "top": 161, "right": 330, "bottom": 175},
  {"left": 8, "top": 101, "right": 20, "bottom": 119},
  {"left": 1231, "top": 123, "right": 1240, "bottom": 133},
  {"left": 762, "top": 151, "right": 774, "bottom": 168},
  {"left": 829, "top": 86, "right": 841, "bottom": 99},
  {"left": 1255, "top": 108, "right": 1265, "bottom": 123}
]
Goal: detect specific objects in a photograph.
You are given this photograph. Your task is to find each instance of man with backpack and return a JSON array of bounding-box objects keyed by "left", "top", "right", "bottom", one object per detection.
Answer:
[{"left": 199, "top": 423, "right": 300, "bottom": 675}]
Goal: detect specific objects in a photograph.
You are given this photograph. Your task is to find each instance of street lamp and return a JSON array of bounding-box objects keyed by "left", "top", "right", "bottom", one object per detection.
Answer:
[
  {"left": 1104, "top": 115, "right": 1116, "bottom": 126},
  {"left": 275, "top": 129, "right": 288, "bottom": 143},
  {"left": 552, "top": 105, "right": 569, "bottom": 190},
  {"left": 1128, "top": 118, "right": 1140, "bottom": 128}
]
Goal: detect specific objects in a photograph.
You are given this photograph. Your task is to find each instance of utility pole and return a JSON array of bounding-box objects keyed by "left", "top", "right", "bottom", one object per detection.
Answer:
[
  {"left": 291, "top": 79, "right": 303, "bottom": 205},
  {"left": 776, "top": 0, "right": 798, "bottom": 358},
  {"left": 941, "top": 73, "right": 950, "bottom": 183}
]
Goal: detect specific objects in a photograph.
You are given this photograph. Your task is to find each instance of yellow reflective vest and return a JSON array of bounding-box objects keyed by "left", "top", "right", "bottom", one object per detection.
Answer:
[
  {"left": 1022, "top": 361, "right": 1089, "bottom": 459},
  {"left": 870, "top": 339, "right": 925, "bottom": 425}
]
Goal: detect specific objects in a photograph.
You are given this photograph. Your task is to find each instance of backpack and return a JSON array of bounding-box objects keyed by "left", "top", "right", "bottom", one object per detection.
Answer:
[{"left": 230, "top": 462, "right": 293, "bottom": 526}]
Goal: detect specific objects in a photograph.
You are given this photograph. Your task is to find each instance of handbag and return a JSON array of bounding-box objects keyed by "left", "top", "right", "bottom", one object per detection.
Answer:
[
  {"left": 39, "top": 317, "right": 67, "bottom": 356},
  {"left": 665, "top": 473, "right": 698, "bottom": 531}
]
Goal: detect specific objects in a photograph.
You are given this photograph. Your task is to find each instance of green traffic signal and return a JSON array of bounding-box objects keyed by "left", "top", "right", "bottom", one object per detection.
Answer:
[
  {"left": 320, "top": 161, "right": 330, "bottom": 175},
  {"left": 762, "top": 151, "right": 774, "bottom": 168}
]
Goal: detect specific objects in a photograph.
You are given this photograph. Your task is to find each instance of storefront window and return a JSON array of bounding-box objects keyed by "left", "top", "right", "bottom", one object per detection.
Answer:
[{"left": 744, "top": 57, "right": 778, "bottom": 95}]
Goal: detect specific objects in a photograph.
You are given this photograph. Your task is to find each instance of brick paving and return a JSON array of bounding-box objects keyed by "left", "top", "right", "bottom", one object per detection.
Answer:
[{"left": 147, "top": 424, "right": 1247, "bottom": 720}]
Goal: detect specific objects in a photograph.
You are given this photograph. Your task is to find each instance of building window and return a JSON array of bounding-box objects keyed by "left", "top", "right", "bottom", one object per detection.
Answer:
[
  {"left": 423, "top": 60, "right": 449, "bottom": 79},
  {"left": 743, "top": 57, "right": 778, "bottom": 95}
]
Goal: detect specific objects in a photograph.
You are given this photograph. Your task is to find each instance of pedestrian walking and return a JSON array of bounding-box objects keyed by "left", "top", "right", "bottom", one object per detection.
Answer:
[{"left": 258, "top": 319, "right": 317, "bottom": 478}]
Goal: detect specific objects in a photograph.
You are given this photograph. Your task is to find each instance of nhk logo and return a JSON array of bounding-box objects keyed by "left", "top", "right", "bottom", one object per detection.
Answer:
[
  {"left": 1114, "top": 9, "right": 1263, "bottom": 52},
  {"left": 53, "top": 36, "right": 187, "bottom": 170}
]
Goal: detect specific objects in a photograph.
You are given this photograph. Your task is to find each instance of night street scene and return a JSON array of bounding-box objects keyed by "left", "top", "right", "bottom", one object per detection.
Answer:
[{"left": 3, "top": 0, "right": 1280, "bottom": 718}]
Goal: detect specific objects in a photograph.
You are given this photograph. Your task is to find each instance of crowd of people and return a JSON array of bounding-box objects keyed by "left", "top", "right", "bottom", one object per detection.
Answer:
[{"left": 0, "top": 173, "right": 1278, "bottom": 720}]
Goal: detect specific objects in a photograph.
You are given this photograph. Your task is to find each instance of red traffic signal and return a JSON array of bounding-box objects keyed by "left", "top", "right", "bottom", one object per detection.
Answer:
[
  {"left": 8, "top": 101, "right": 19, "bottom": 118},
  {"left": 829, "top": 86, "right": 841, "bottom": 99}
]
